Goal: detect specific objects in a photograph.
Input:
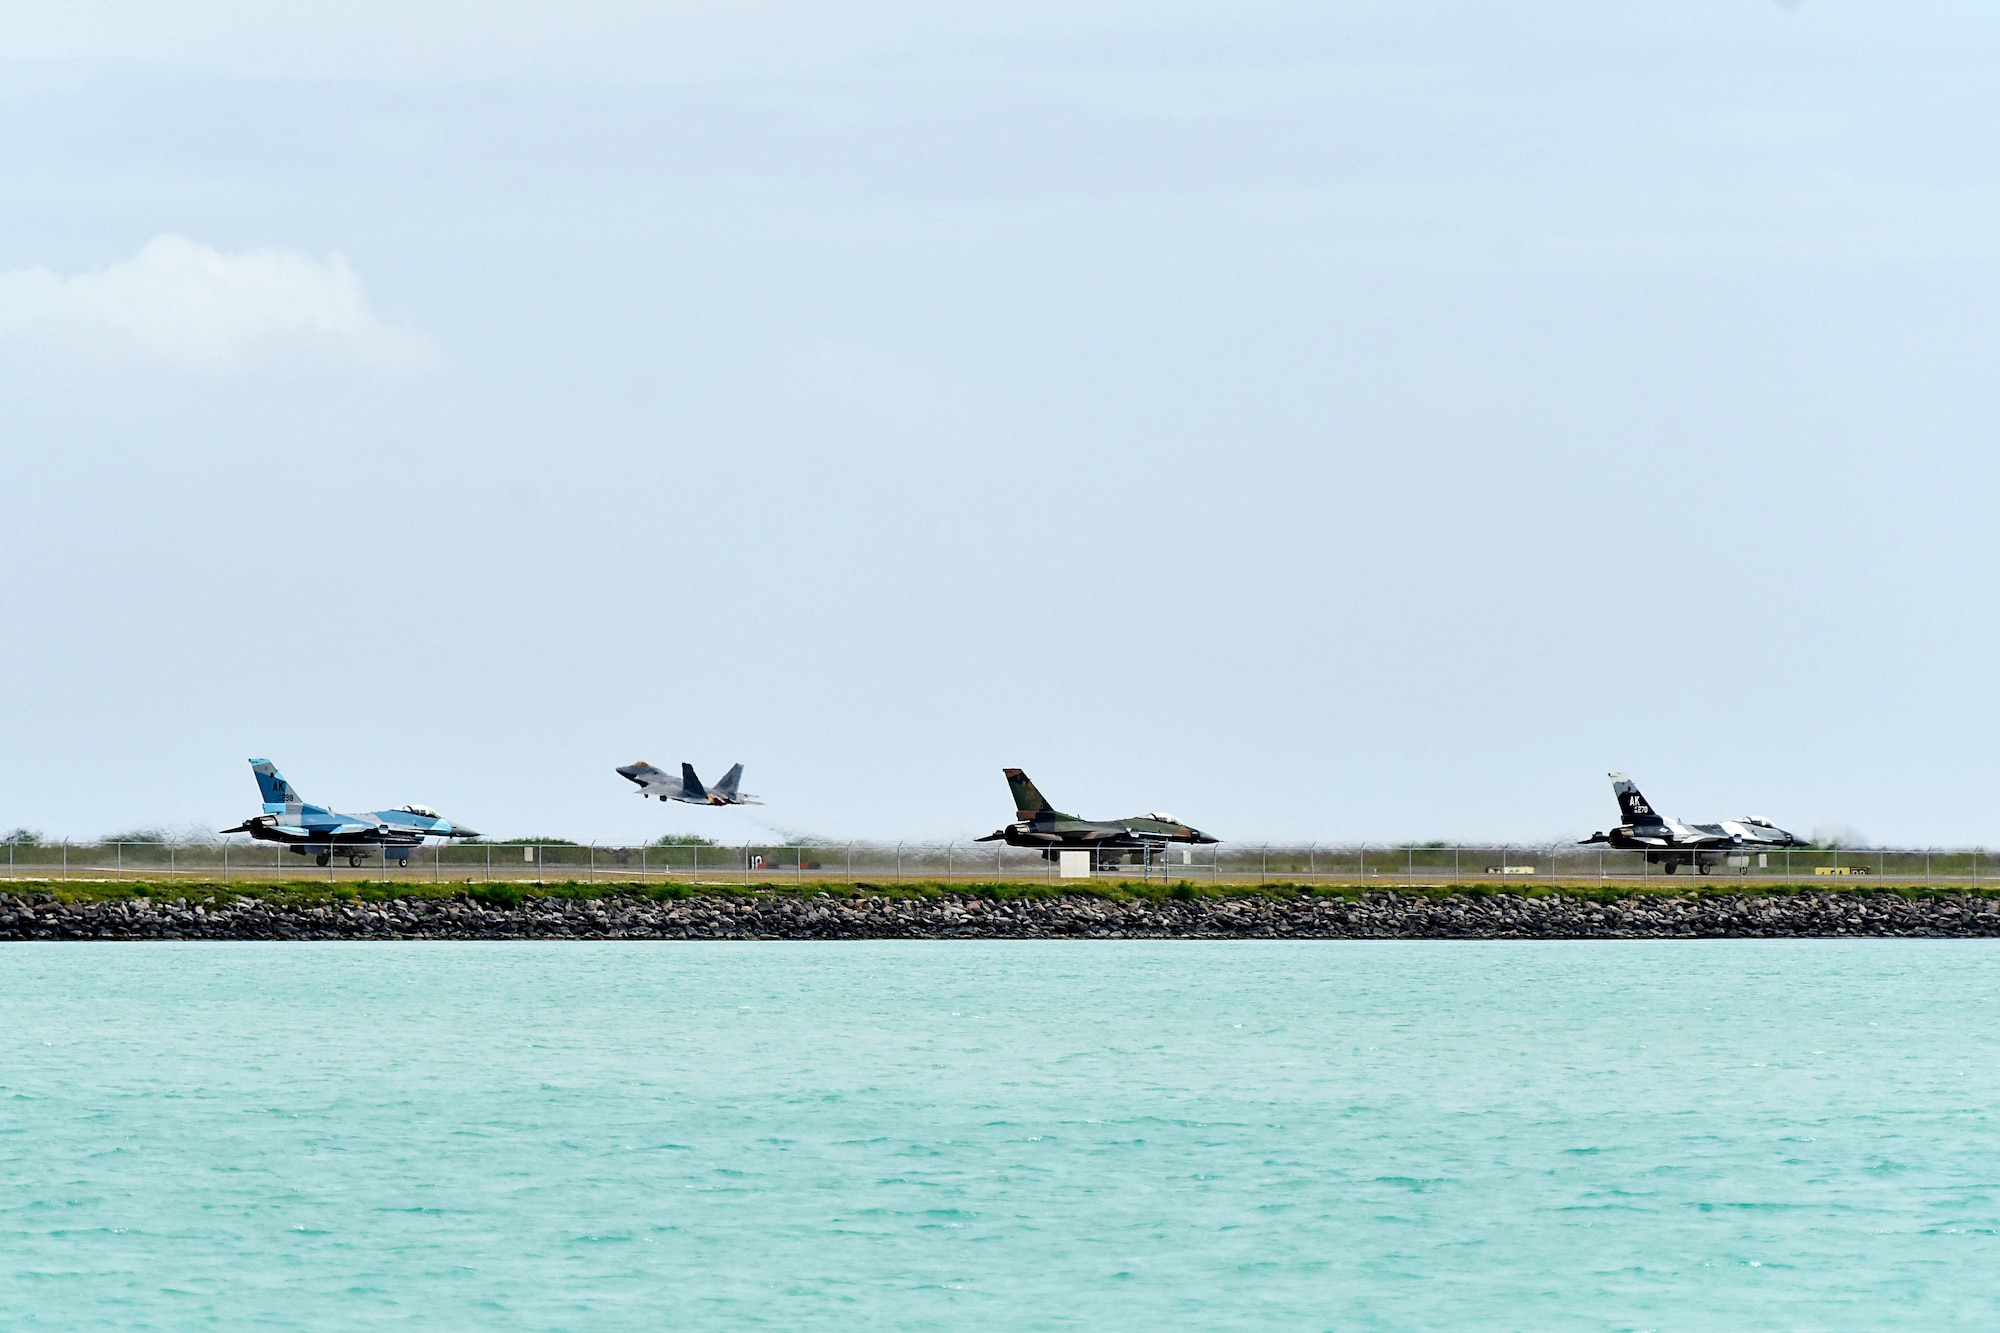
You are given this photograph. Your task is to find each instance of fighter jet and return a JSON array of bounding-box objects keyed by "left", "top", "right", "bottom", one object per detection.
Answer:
[
  {"left": 974, "top": 767, "right": 1219, "bottom": 865},
  {"left": 615, "top": 761, "right": 762, "bottom": 806},
  {"left": 218, "top": 758, "right": 480, "bottom": 867},
  {"left": 1578, "top": 772, "right": 1801, "bottom": 874}
]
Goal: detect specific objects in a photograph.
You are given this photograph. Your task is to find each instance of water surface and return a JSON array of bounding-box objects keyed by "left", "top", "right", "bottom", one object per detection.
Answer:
[{"left": 2, "top": 941, "right": 1996, "bottom": 1329}]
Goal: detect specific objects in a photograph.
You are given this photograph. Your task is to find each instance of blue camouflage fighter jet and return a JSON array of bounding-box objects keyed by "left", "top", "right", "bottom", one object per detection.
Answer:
[{"left": 219, "top": 759, "right": 480, "bottom": 867}]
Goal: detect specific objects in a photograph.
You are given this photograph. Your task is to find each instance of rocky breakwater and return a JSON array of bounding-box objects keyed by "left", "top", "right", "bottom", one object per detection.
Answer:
[{"left": 4, "top": 889, "right": 2000, "bottom": 940}]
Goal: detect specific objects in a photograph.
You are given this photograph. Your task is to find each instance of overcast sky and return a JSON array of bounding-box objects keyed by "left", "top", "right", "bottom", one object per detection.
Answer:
[{"left": 4, "top": 2, "right": 1999, "bottom": 846}]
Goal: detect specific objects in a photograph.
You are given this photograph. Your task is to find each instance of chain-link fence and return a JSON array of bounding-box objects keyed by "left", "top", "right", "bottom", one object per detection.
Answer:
[{"left": 0, "top": 840, "right": 1992, "bottom": 886}]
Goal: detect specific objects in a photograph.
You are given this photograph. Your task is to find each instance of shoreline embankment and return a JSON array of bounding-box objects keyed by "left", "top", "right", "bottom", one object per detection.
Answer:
[{"left": 5, "top": 882, "right": 2000, "bottom": 939}]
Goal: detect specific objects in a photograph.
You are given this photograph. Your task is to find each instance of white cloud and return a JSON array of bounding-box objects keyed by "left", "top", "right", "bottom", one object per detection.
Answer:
[{"left": 0, "top": 235, "right": 437, "bottom": 375}]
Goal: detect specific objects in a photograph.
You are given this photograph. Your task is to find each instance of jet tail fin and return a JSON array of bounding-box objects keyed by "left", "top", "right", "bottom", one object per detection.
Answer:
[
  {"left": 1609, "top": 772, "right": 1663, "bottom": 826},
  {"left": 711, "top": 763, "right": 744, "bottom": 801},
  {"left": 250, "top": 758, "right": 301, "bottom": 812},
  {"left": 1005, "top": 767, "right": 1066, "bottom": 820},
  {"left": 680, "top": 763, "right": 708, "bottom": 801}
]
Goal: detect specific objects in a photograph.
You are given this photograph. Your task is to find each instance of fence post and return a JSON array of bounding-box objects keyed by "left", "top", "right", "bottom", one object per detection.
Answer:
[
  {"left": 744, "top": 841, "right": 751, "bottom": 888},
  {"left": 1358, "top": 843, "right": 1364, "bottom": 886},
  {"left": 947, "top": 843, "right": 953, "bottom": 885},
  {"left": 1454, "top": 845, "right": 1460, "bottom": 885},
  {"left": 797, "top": 846, "right": 803, "bottom": 888},
  {"left": 897, "top": 841, "right": 904, "bottom": 884},
  {"left": 223, "top": 840, "right": 228, "bottom": 886},
  {"left": 847, "top": 841, "right": 854, "bottom": 884},
  {"left": 1260, "top": 843, "right": 1268, "bottom": 885},
  {"left": 63, "top": 842, "right": 67, "bottom": 880},
  {"left": 170, "top": 843, "right": 175, "bottom": 880},
  {"left": 117, "top": 842, "right": 122, "bottom": 880}
]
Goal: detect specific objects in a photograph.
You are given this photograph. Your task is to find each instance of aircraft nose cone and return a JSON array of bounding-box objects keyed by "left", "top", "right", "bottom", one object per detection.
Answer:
[{"left": 452, "top": 825, "right": 479, "bottom": 839}]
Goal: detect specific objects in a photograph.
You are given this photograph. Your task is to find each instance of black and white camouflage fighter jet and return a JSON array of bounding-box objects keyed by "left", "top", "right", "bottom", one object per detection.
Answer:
[
  {"left": 1579, "top": 772, "right": 1802, "bottom": 874},
  {"left": 615, "top": 761, "right": 761, "bottom": 806}
]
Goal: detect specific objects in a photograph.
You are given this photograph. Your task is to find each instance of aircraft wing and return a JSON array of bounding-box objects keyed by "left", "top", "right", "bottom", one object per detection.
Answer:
[{"left": 632, "top": 773, "right": 690, "bottom": 800}]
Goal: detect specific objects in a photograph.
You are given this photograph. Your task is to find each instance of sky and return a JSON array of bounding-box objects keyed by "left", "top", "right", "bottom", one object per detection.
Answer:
[{"left": 4, "top": 1, "right": 2000, "bottom": 847}]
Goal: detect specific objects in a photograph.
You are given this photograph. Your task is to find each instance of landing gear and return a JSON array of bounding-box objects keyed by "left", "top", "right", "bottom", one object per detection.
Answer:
[
  {"left": 396, "top": 857, "right": 410, "bottom": 868},
  {"left": 315, "top": 852, "right": 331, "bottom": 867},
  {"left": 347, "top": 854, "right": 363, "bottom": 867}
]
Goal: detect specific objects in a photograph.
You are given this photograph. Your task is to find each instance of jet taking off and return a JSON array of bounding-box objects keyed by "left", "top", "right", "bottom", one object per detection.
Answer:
[
  {"left": 219, "top": 759, "right": 480, "bottom": 867},
  {"left": 1579, "top": 772, "right": 1802, "bottom": 874},
  {"left": 616, "top": 761, "right": 761, "bottom": 806},
  {"left": 975, "top": 767, "right": 1218, "bottom": 864}
]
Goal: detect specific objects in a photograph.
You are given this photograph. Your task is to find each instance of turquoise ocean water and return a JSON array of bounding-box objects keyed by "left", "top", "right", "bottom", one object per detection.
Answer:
[{"left": 2, "top": 941, "right": 1997, "bottom": 1329}]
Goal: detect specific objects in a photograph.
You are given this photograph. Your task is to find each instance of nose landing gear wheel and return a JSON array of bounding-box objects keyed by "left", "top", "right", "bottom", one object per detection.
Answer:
[
  {"left": 396, "top": 857, "right": 409, "bottom": 868},
  {"left": 315, "top": 853, "right": 331, "bottom": 867},
  {"left": 347, "top": 854, "right": 363, "bottom": 867}
]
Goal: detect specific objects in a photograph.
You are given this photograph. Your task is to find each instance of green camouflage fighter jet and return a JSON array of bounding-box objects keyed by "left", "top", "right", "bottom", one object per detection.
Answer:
[{"left": 975, "top": 768, "right": 1219, "bottom": 866}]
